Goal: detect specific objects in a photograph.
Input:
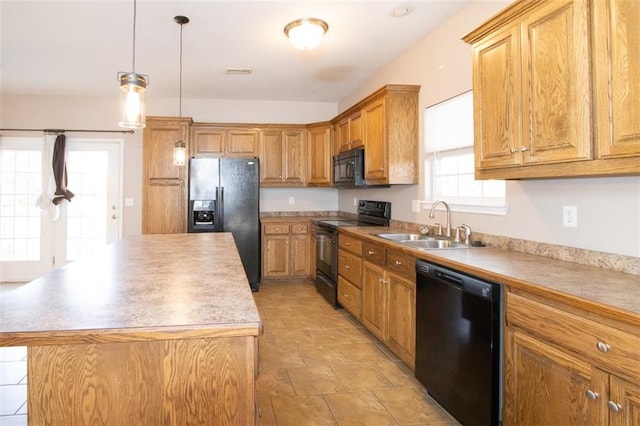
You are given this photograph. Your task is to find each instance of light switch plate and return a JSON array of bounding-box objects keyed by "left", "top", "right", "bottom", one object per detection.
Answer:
[{"left": 411, "top": 200, "right": 420, "bottom": 212}]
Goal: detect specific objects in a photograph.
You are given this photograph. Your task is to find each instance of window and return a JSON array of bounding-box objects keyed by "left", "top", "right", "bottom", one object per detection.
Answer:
[{"left": 424, "top": 91, "right": 506, "bottom": 214}]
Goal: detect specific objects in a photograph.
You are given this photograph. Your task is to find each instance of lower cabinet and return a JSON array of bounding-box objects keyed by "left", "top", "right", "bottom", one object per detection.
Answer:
[
  {"left": 505, "top": 291, "right": 640, "bottom": 426},
  {"left": 360, "top": 242, "right": 416, "bottom": 368},
  {"left": 261, "top": 220, "right": 311, "bottom": 279}
]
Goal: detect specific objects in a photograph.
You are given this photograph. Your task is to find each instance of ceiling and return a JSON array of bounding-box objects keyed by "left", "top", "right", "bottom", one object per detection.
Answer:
[{"left": 1, "top": 0, "right": 471, "bottom": 103}]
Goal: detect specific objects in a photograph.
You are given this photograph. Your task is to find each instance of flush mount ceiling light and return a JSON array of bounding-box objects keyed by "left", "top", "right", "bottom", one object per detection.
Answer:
[
  {"left": 284, "top": 18, "right": 329, "bottom": 51},
  {"left": 118, "top": 0, "right": 149, "bottom": 129},
  {"left": 389, "top": 5, "right": 415, "bottom": 17},
  {"left": 173, "top": 15, "right": 189, "bottom": 167}
]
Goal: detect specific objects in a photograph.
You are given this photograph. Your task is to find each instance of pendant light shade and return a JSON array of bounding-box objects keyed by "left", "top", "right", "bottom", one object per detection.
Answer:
[
  {"left": 118, "top": 72, "right": 148, "bottom": 129},
  {"left": 173, "top": 15, "right": 189, "bottom": 167},
  {"left": 284, "top": 18, "right": 328, "bottom": 51},
  {"left": 118, "top": 0, "right": 149, "bottom": 129}
]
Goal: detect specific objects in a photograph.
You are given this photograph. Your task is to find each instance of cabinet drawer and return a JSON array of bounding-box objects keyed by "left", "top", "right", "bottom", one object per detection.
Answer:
[
  {"left": 507, "top": 292, "right": 640, "bottom": 381},
  {"left": 338, "top": 276, "right": 361, "bottom": 318},
  {"left": 338, "top": 250, "right": 362, "bottom": 288},
  {"left": 264, "top": 223, "right": 290, "bottom": 234},
  {"left": 339, "top": 234, "right": 362, "bottom": 255},
  {"left": 291, "top": 222, "right": 309, "bottom": 234},
  {"left": 362, "top": 242, "right": 385, "bottom": 266},
  {"left": 386, "top": 250, "right": 415, "bottom": 280}
]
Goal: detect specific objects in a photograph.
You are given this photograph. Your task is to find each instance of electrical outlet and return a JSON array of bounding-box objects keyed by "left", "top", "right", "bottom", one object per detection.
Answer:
[
  {"left": 288, "top": 196, "right": 295, "bottom": 205},
  {"left": 411, "top": 200, "right": 420, "bottom": 213},
  {"left": 563, "top": 205, "right": 577, "bottom": 227},
  {"left": 353, "top": 197, "right": 357, "bottom": 206},
  {"left": 124, "top": 198, "right": 134, "bottom": 207}
]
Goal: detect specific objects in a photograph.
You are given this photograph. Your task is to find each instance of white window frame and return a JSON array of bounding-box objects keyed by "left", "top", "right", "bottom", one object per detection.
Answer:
[{"left": 424, "top": 91, "right": 507, "bottom": 215}]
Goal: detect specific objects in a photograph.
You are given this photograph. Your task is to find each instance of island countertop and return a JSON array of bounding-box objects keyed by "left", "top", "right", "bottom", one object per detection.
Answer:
[{"left": 0, "top": 233, "right": 262, "bottom": 346}]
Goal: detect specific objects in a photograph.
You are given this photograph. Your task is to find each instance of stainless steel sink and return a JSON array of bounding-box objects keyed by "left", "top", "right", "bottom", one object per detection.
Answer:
[
  {"left": 373, "top": 232, "right": 470, "bottom": 249},
  {"left": 374, "top": 233, "right": 427, "bottom": 241},
  {"left": 400, "top": 239, "right": 468, "bottom": 249}
]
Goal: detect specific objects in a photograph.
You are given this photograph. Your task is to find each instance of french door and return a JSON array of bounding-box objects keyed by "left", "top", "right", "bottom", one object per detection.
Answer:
[{"left": 0, "top": 137, "right": 122, "bottom": 282}]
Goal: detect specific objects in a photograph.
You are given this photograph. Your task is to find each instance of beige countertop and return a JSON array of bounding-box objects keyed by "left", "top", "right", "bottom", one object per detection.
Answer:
[
  {"left": 340, "top": 226, "right": 640, "bottom": 328},
  {"left": 0, "top": 233, "right": 261, "bottom": 346}
]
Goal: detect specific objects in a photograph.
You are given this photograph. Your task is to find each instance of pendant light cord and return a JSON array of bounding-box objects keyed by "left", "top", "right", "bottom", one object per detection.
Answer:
[
  {"left": 179, "top": 21, "right": 183, "bottom": 118},
  {"left": 132, "top": 0, "right": 137, "bottom": 72}
]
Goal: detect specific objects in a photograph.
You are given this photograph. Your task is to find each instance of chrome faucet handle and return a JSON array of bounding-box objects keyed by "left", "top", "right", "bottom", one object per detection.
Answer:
[
  {"left": 460, "top": 224, "right": 472, "bottom": 245},
  {"left": 454, "top": 227, "right": 462, "bottom": 243},
  {"left": 419, "top": 225, "right": 430, "bottom": 235},
  {"left": 434, "top": 223, "right": 442, "bottom": 236}
]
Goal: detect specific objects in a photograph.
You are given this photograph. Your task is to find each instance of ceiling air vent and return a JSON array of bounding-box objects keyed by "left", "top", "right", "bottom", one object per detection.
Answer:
[{"left": 225, "top": 68, "right": 253, "bottom": 75}]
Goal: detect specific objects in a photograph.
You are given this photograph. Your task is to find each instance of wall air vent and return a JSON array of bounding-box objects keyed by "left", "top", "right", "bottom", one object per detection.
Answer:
[{"left": 225, "top": 68, "right": 253, "bottom": 75}]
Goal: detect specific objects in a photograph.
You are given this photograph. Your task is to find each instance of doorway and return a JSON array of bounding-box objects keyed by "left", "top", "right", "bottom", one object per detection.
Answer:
[{"left": 0, "top": 137, "right": 122, "bottom": 282}]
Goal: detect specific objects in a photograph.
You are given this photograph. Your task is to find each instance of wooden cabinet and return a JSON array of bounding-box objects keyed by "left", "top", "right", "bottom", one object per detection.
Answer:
[
  {"left": 337, "top": 234, "right": 364, "bottom": 318},
  {"left": 464, "top": 0, "right": 640, "bottom": 179},
  {"left": 307, "top": 122, "right": 332, "bottom": 187},
  {"left": 593, "top": 0, "right": 640, "bottom": 160},
  {"left": 360, "top": 242, "right": 416, "bottom": 367},
  {"left": 505, "top": 290, "right": 640, "bottom": 425},
  {"left": 191, "top": 124, "right": 258, "bottom": 157},
  {"left": 332, "top": 85, "right": 419, "bottom": 185},
  {"left": 259, "top": 128, "right": 306, "bottom": 186},
  {"left": 335, "top": 112, "right": 362, "bottom": 154},
  {"left": 142, "top": 116, "right": 192, "bottom": 234},
  {"left": 261, "top": 220, "right": 311, "bottom": 279}
]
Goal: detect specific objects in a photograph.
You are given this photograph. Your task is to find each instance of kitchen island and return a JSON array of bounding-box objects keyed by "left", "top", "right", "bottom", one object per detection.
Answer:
[{"left": 0, "top": 233, "right": 261, "bottom": 425}]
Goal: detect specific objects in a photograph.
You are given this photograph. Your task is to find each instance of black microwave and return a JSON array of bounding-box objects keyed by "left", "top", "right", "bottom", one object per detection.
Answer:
[{"left": 333, "top": 148, "right": 366, "bottom": 188}]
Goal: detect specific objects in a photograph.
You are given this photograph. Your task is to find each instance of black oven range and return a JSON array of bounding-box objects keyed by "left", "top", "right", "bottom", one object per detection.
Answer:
[{"left": 314, "top": 200, "right": 391, "bottom": 308}]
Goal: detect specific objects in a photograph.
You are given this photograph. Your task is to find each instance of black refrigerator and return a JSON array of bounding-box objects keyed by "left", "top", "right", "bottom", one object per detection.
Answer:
[{"left": 188, "top": 157, "right": 260, "bottom": 291}]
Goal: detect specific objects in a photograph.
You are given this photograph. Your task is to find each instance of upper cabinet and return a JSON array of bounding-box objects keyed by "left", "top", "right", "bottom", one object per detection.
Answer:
[
  {"left": 335, "top": 111, "right": 363, "bottom": 154},
  {"left": 142, "top": 116, "right": 192, "bottom": 234},
  {"left": 191, "top": 124, "right": 258, "bottom": 158},
  {"left": 307, "top": 122, "right": 333, "bottom": 187},
  {"left": 333, "top": 85, "right": 420, "bottom": 185},
  {"left": 464, "top": 0, "right": 640, "bottom": 179},
  {"left": 259, "top": 127, "right": 306, "bottom": 186},
  {"left": 593, "top": 0, "right": 640, "bottom": 159}
]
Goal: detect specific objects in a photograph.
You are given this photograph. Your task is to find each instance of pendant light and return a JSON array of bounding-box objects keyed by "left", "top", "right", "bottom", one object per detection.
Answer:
[
  {"left": 173, "top": 15, "right": 189, "bottom": 167},
  {"left": 118, "top": 0, "right": 149, "bottom": 129},
  {"left": 284, "top": 18, "right": 329, "bottom": 51}
]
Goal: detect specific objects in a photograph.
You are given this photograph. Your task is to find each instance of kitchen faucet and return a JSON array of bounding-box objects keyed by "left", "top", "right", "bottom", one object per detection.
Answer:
[{"left": 429, "top": 200, "right": 451, "bottom": 237}]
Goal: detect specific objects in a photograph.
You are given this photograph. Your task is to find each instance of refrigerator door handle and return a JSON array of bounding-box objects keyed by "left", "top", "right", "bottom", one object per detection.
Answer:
[{"left": 218, "top": 186, "right": 224, "bottom": 232}]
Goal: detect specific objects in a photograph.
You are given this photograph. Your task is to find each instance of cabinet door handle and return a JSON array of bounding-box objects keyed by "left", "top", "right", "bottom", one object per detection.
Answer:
[
  {"left": 275, "top": 227, "right": 280, "bottom": 231},
  {"left": 378, "top": 278, "right": 384, "bottom": 285},
  {"left": 345, "top": 264, "right": 351, "bottom": 270},
  {"left": 596, "top": 341, "right": 611, "bottom": 353},
  {"left": 368, "top": 250, "right": 375, "bottom": 255},
  {"left": 607, "top": 401, "right": 623, "bottom": 412},
  {"left": 343, "top": 293, "right": 350, "bottom": 299},
  {"left": 585, "top": 390, "right": 599, "bottom": 400},
  {"left": 394, "top": 260, "right": 402, "bottom": 266},
  {"left": 345, "top": 242, "right": 351, "bottom": 246}
]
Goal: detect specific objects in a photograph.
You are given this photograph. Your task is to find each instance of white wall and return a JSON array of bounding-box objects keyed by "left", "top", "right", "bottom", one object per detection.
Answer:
[
  {"left": 336, "top": 1, "right": 640, "bottom": 258},
  {"left": 1, "top": 94, "right": 338, "bottom": 236}
]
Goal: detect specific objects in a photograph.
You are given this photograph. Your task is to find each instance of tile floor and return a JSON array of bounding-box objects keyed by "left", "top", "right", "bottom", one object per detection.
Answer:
[
  {"left": 254, "top": 280, "right": 459, "bottom": 426},
  {"left": 0, "top": 280, "right": 459, "bottom": 425}
]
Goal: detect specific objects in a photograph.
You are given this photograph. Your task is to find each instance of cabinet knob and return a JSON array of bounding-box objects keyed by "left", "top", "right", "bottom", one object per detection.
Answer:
[
  {"left": 585, "top": 390, "right": 599, "bottom": 400},
  {"left": 368, "top": 250, "right": 375, "bottom": 255},
  {"left": 607, "top": 401, "right": 623, "bottom": 412},
  {"left": 520, "top": 145, "right": 529, "bottom": 152},
  {"left": 346, "top": 242, "right": 351, "bottom": 246},
  {"left": 510, "top": 147, "right": 517, "bottom": 154},
  {"left": 343, "top": 293, "right": 349, "bottom": 299},
  {"left": 394, "top": 260, "right": 402, "bottom": 266},
  {"left": 345, "top": 264, "right": 351, "bottom": 270},
  {"left": 378, "top": 278, "right": 384, "bottom": 285},
  {"left": 275, "top": 227, "right": 280, "bottom": 231},
  {"left": 596, "top": 341, "right": 611, "bottom": 353}
]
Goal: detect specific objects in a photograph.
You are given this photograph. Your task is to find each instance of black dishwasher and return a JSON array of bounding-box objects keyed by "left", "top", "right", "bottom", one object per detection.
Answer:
[{"left": 415, "top": 259, "right": 502, "bottom": 426}]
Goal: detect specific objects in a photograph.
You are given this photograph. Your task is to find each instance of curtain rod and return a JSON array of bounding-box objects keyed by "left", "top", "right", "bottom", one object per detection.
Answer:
[{"left": 0, "top": 128, "right": 135, "bottom": 134}]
